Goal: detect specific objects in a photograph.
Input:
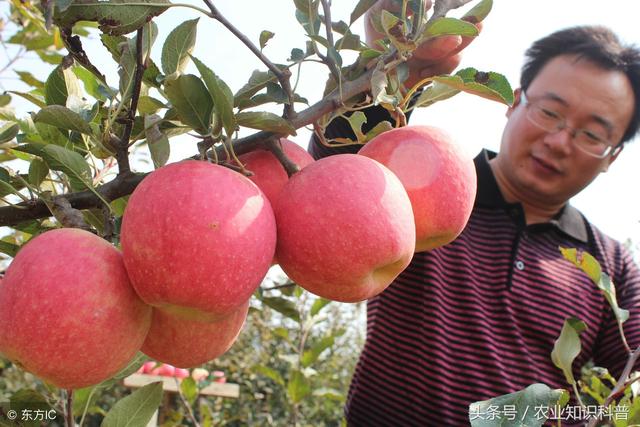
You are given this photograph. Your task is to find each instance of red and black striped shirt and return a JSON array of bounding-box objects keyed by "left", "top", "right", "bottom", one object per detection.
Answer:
[{"left": 309, "top": 114, "right": 640, "bottom": 426}]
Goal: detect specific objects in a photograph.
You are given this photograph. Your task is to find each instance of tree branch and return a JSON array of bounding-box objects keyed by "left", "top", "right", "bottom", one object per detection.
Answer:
[
  {"left": 0, "top": 173, "right": 146, "bottom": 226},
  {"left": 0, "top": 38, "right": 401, "bottom": 226},
  {"left": 586, "top": 345, "right": 640, "bottom": 427},
  {"left": 202, "top": 0, "right": 296, "bottom": 119}
]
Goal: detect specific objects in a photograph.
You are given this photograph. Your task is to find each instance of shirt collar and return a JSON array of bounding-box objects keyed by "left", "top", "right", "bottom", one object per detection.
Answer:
[{"left": 473, "top": 149, "right": 588, "bottom": 243}]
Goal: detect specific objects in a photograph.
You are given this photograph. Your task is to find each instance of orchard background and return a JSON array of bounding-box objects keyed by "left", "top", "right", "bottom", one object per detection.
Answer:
[{"left": 0, "top": 0, "right": 638, "bottom": 426}]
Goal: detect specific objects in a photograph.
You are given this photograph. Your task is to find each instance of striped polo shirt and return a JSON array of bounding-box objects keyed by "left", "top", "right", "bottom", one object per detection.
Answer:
[{"left": 309, "top": 124, "right": 640, "bottom": 426}]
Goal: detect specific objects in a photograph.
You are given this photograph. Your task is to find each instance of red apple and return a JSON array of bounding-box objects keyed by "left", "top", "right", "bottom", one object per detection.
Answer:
[
  {"left": 151, "top": 363, "right": 175, "bottom": 377},
  {"left": 359, "top": 125, "right": 477, "bottom": 251},
  {"left": 121, "top": 160, "right": 276, "bottom": 321},
  {"left": 212, "top": 371, "right": 226, "bottom": 384},
  {"left": 0, "top": 228, "right": 151, "bottom": 389},
  {"left": 174, "top": 368, "right": 190, "bottom": 379},
  {"left": 141, "top": 302, "right": 249, "bottom": 368},
  {"left": 141, "top": 361, "right": 157, "bottom": 374},
  {"left": 275, "top": 154, "right": 416, "bottom": 302},
  {"left": 238, "top": 138, "right": 314, "bottom": 207}
]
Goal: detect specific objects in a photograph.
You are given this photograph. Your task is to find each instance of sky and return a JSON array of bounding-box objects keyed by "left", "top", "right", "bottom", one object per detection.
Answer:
[{"left": 1, "top": 0, "right": 639, "bottom": 251}]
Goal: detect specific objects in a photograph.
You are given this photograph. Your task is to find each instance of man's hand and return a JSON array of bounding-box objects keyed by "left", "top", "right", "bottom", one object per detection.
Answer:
[{"left": 364, "top": 0, "right": 481, "bottom": 88}]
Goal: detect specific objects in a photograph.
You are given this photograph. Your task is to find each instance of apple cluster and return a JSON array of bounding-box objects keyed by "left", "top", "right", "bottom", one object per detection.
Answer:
[{"left": 0, "top": 126, "right": 476, "bottom": 390}]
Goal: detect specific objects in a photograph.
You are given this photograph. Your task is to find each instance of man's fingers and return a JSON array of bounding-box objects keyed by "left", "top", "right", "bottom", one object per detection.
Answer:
[{"left": 413, "top": 35, "right": 463, "bottom": 62}]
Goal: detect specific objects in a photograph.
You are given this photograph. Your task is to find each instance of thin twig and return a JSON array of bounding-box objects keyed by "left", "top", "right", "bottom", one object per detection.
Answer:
[
  {"left": 173, "top": 378, "right": 202, "bottom": 427},
  {"left": 319, "top": 0, "right": 341, "bottom": 80},
  {"left": 586, "top": 345, "right": 640, "bottom": 427},
  {"left": 202, "top": 0, "right": 296, "bottom": 119},
  {"left": 116, "top": 27, "right": 146, "bottom": 175}
]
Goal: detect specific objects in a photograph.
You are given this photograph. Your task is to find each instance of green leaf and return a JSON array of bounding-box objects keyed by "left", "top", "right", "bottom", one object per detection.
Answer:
[
  {"left": 45, "top": 66, "right": 67, "bottom": 106},
  {"left": 287, "top": 369, "right": 311, "bottom": 404},
  {"left": 462, "top": 0, "right": 493, "bottom": 23},
  {"left": 164, "top": 74, "right": 213, "bottom": 134},
  {"left": 34, "top": 105, "right": 94, "bottom": 135},
  {"left": 261, "top": 296, "right": 300, "bottom": 322},
  {"left": 15, "top": 70, "right": 45, "bottom": 89},
  {"left": 431, "top": 68, "right": 514, "bottom": 106},
  {"left": 336, "top": 33, "right": 362, "bottom": 51},
  {"left": 28, "top": 158, "right": 49, "bottom": 187},
  {"left": 161, "top": 18, "right": 199, "bottom": 76},
  {"left": 295, "top": 6, "right": 321, "bottom": 36},
  {"left": 138, "top": 96, "right": 166, "bottom": 115},
  {"left": 551, "top": 317, "right": 587, "bottom": 386},
  {"left": 0, "top": 240, "right": 19, "bottom": 257},
  {"left": 254, "top": 365, "right": 285, "bottom": 386},
  {"left": 41, "top": 144, "right": 93, "bottom": 191},
  {"left": 290, "top": 48, "right": 305, "bottom": 62},
  {"left": 101, "top": 34, "right": 128, "bottom": 62},
  {"left": 312, "top": 387, "right": 344, "bottom": 400},
  {"left": 118, "top": 38, "right": 137, "bottom": 105},
  {"left": 191, "top": 56, "right": 236, "bottom": 137},
  {"left": 0, "top": 93, "right": 11, "bottom": 107},
  {"left": 97, "top": 353, "right": 148, "bottom": 390},
  {"left": 101, "top": 382, "right": 163, "bottom": 427},
  {"left": 301, "top": 335, "right": 335, "bottom": 367},
  {"left": 54, "top": 0, "right": 170, "bottom": 36},
  {"left": 73, "top": 66, "right": 110, "bottom": 102},
  {"left": 380, "top": 10, "right": 415, "bottom": 52},
  {"left": 259, "top": 30, "right": 275, "bottom": 50},
  {"left": 370, "top": 61, "right": 399, "bottom": 108},
  {"left": 180, "top": 377, "right": 198, "bottom": 406},
  {"left": 415, "top": 81, "right": 461, "bottom": 108},
  {"left": 560, "top": 247, "right": 630, "bottom": 324},
  {"left": 310, "top": 298, "right": 332, "bottom": 317},
  {"left": 0, "top": 179, "right": 21, "bottom": 199},
  {"left": 236, "top": 112, "right": 296, "bottom": 135},
  {"left": 8, "top": 91, "right": 47, "bottom": 108},
  {"left": 272, "top": 327, "right": 289, "bottom": 340},
  {"left": 345, "top": 111, "right": 367, "bottom": 141},
  {"left": 37, "top": 50, "right": 66, "bottom": 65},
  {"left": 145, "top": 115, "right": 170, "bottom": 169},
  {"left": 0, "top": 123, "right": 19, "bottom": 144},
  {"left": 424, "top": 17, "right": 479, "bottom": 38},
  {"left": 350, "top": 0, "right": 378, "bottom": 24},
  {"left": 559, "top": 247, "right": 601, "bottom": 284},
  {"left": 364, "top": 121, "right": 394, "bottom": 142},
  {"left": 469, "top": 383, "right": 568, "bottom": 427},
  {"left": 234, "top": 70, "right": 278, "bottom": 107}
]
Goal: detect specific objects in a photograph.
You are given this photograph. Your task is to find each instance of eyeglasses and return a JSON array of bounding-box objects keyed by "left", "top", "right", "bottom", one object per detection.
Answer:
[{"left": 520, "top": 92, "right": 622, "bottom": 159}]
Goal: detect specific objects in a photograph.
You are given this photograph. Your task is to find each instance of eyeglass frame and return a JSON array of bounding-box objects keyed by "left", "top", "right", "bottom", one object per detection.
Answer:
[{"left": 519, "top": 91, "right": 624, "bottom": 159}]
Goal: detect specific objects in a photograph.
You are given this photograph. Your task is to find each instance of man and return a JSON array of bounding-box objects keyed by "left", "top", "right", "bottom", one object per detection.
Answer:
[{"left": 309, "top": 4, "right": 640, "bottom": 425}]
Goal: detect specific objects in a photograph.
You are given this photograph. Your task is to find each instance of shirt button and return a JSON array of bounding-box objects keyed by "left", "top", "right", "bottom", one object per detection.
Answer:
[{"left": 515, "top": 260, "right": 525, "bottom": 271}]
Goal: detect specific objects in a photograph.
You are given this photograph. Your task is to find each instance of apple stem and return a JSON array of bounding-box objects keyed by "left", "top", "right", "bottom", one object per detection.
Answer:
[
  {"left": 265, "top": 138, "right": 301, "bottom": 177},
  {"left": 65, "top": 389, "right": 74, "bottom": 427}
]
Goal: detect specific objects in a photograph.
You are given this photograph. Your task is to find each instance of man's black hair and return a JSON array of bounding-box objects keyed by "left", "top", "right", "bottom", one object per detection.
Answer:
[{"left": 521, "top": 25, "right": 640, "bottom": 144}]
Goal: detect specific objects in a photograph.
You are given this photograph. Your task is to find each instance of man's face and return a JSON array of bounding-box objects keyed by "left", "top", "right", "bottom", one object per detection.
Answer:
[{"left": 494, "top": 54, "right": 634, "bottom": 207}]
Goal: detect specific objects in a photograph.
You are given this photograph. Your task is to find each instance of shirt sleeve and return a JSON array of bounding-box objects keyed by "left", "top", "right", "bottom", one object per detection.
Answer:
[{"left": 592, "top": 245, "right": 640, "bottom": 379}]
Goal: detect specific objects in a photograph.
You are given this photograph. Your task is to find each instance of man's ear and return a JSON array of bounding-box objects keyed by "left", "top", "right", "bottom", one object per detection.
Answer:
[
  {"left": 602, "top": 145, "right": 624, "bottom": 172},
  {"left": 506, "top": 88, "right": 522, "bottom": 119}
]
